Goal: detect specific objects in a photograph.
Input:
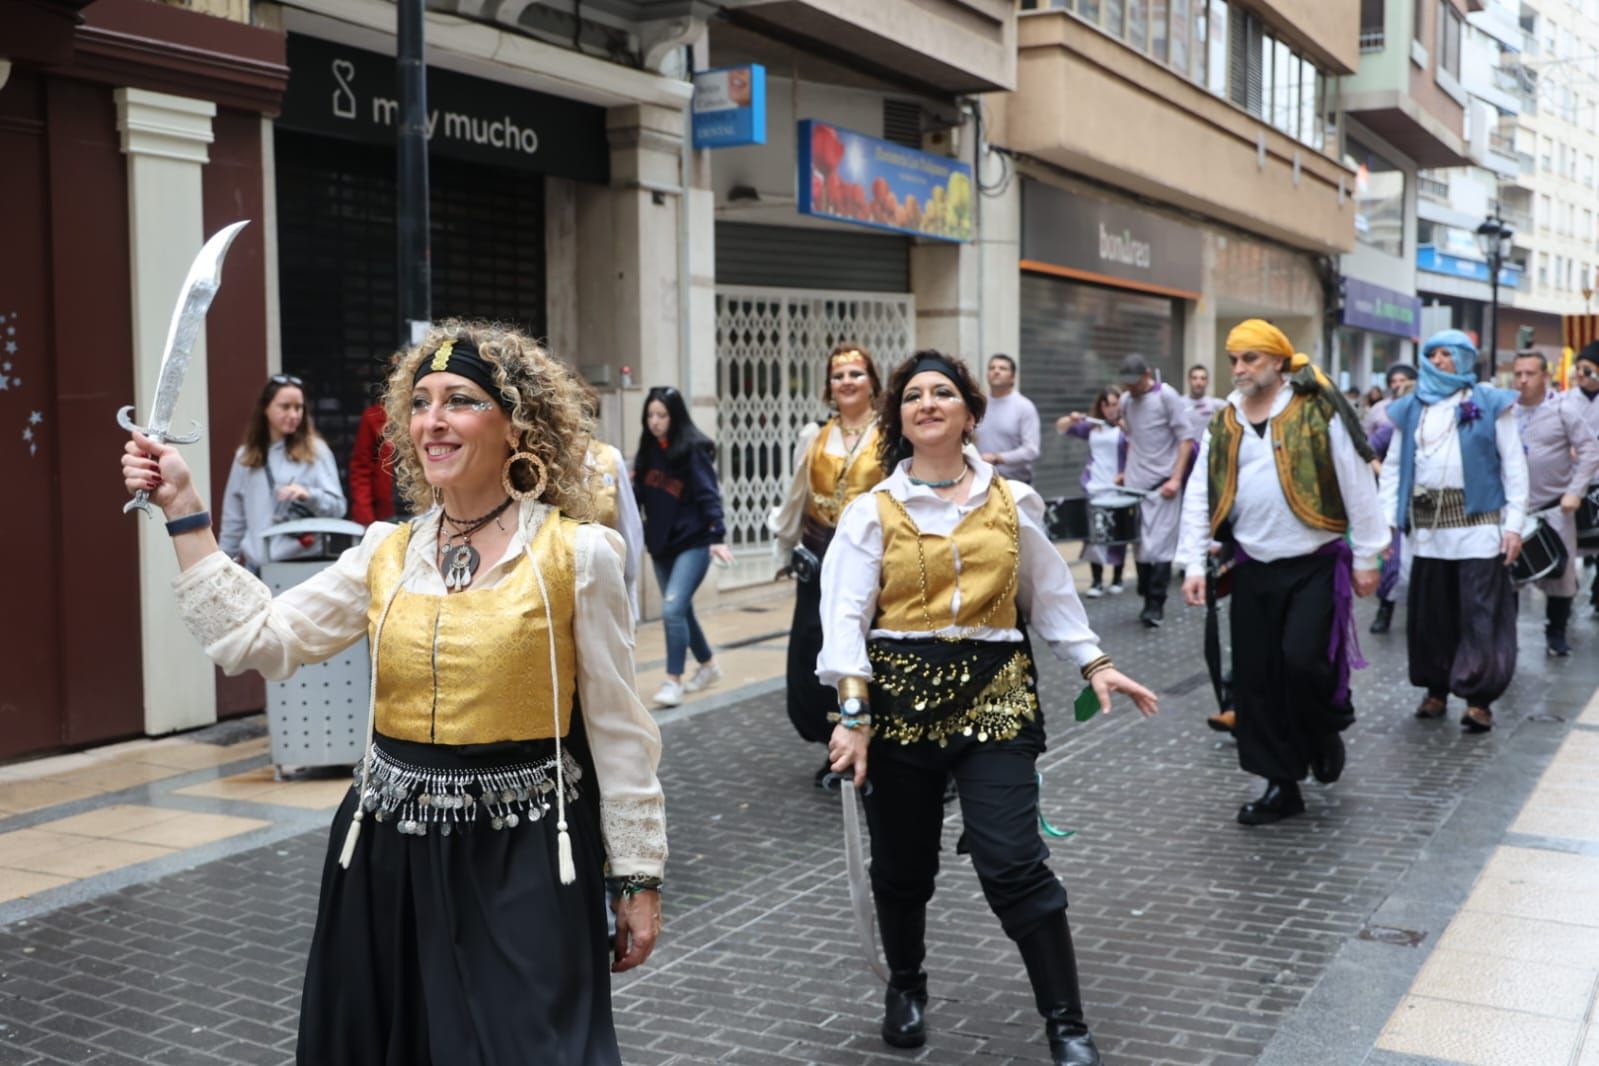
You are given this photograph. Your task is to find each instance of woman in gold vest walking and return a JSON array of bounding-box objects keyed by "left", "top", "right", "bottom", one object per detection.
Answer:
[
  {"left": 818, "top": 351, "right": 1157, "bottom": 1066},
  {"left": 769, "top": 343, "right": 886, "bottom": 777},
  {"left": 121, "top": 322, "right": 666, "bottom": 1065}
]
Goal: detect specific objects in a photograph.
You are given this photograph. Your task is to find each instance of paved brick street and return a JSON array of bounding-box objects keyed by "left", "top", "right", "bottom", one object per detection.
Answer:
[{"left": 1, "top": 587, "right": 1596, "bottom": 1066}]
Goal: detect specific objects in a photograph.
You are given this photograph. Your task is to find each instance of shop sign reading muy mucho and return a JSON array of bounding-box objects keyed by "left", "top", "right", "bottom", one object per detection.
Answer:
[{"left": 280, "top": 35, "right": 609, "bottom": 184}]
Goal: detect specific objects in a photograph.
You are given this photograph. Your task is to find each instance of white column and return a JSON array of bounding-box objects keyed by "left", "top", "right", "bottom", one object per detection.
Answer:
[{"left": 116, "top": 87, "right": 220, "bottom": 736}]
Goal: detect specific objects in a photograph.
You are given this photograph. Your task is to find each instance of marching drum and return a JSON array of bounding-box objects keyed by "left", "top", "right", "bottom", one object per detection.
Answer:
[
  {"left": 1510, "top": 517, "right": 1569, "bottom": 587},
  {"left": 1088, "top": 493, "right": 1141, "bottom": 547},
  {"left": 1044, "top": 496, "right": 1090, "bottom": 542},
  {"left": 1577, "top": 485, "right": 1599, "bottom": 551}
]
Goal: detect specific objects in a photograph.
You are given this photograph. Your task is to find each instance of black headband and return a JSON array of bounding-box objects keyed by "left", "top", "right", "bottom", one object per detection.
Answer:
[
  {"left": 909, "top": 353, "right": 960, "bottom": 383},
  {"left": 412, "top": 337, "right": 511, "bottom": 409}
]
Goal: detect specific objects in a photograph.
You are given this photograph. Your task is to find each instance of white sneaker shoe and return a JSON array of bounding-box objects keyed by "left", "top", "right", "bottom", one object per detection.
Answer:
[
  {"left": 1084, "top": 585, "right": 1104, "bottom": 599},
  {"left": 652, "top": 681, "right": 683, "bottom": 707},
  {"left": 1108, "top": 583, "right": 1125, "bottom": 595},
  {"left": 684, "top": 662, "right": 723, "bottom": 693}
]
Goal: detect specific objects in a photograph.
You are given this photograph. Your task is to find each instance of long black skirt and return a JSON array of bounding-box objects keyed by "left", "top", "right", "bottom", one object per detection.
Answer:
[{"left": 296, "top": 725, "right": 617, "bottom": 1066}]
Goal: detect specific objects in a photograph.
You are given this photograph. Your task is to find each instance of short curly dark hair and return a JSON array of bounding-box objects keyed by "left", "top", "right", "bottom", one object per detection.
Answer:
[{"left": 875, "top": 350, "right": 986, "bottom": 471}]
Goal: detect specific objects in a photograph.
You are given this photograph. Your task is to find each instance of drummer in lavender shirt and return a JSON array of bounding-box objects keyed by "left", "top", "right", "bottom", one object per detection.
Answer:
[
  {"left": 975, "top": 355, "right": 1041, "bottom": 484},
  {"left": 1116, "top": 354, "right": 1195, "bottom": 628}
]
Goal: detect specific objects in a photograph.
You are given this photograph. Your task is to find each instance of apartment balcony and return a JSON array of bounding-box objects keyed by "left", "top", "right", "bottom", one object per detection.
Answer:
[
  {"left": 1341, "top": 3, "right": 1468, "bottom": 169},
  {"left": 1002, "top": 12, "right": 1356, "bottom": 254}
]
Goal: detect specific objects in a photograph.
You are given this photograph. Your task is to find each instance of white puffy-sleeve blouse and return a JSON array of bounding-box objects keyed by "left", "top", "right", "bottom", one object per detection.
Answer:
[{"left": 171, "top": 500, "right": 667, "bottom": 878}]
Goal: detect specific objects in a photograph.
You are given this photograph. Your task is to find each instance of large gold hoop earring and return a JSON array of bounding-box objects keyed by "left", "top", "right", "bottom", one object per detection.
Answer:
[{"left": 502, "top": 451, "right": 548, "bottom": 502}]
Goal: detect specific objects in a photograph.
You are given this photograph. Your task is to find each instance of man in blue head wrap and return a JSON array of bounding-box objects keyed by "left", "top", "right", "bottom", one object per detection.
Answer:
[{"left": 1377, "top": 329, "right": 1528, "bottom": 732}]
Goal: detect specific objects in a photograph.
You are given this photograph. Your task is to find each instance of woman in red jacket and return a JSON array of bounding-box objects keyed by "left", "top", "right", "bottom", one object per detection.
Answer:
[{"left": 349, "top": 402, "right": 396, "bottom": 525}]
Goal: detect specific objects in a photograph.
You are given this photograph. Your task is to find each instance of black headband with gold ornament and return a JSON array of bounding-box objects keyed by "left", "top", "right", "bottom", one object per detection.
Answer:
[{"left": 412, "top": 337, "right": 512, "bottom": 410}]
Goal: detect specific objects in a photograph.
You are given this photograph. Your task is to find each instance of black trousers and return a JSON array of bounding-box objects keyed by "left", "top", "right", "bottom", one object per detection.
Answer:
[
  {"left": 785, "top": 574, "right": 834, "bottom": 743},
  {"left": 863, "top": 715, "right": 1067, "bottom": 942},
  {"left": 1230, "top": 552, "right": 1353, "bottom": 783},
  {"left": 1407, "top": 555, "right": 1518, "bottom": 708}
]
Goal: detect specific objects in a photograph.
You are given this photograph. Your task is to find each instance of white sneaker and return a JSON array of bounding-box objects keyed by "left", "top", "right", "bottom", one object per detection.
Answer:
[
  {"left": 652, "top": 681, "right": 683, "bottom": 707},
  {"left": 1108, "top": 583, "right": 1125, "bottom": 595},
  {"left": 684, "top": 662, "right": 723, "bottom": 693},
  {"left": 1084, "top": 585, "right": 1104, "bottom": 599}
]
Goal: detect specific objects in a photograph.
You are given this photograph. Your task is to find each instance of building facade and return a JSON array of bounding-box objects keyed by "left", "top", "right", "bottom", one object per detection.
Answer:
[{"left": 1000, "top": 0, "right": 1358, "bottom": 496}]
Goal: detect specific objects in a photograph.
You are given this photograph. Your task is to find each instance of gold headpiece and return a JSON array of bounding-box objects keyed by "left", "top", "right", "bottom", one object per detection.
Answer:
[
  {"left": 830, "top": 349, "right": 867, "bottom": 368},
  {"left": 430, "top": 340, "right": 456, "bottom": 371}
]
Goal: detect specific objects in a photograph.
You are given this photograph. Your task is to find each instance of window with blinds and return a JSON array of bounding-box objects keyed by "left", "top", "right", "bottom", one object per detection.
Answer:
[
  {"left": 1018, "top": 273, "right": 1181, "bottom": 499},
  {"left": 274, "top": 130, "right": 547, "bottom": 485}
]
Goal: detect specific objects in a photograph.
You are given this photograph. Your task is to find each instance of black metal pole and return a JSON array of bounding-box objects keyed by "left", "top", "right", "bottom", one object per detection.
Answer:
[
  {"left": 396, "top": 0, "right": 431, "bottom": 347},
  {"left": 1488, "top": 247, "right": 1500, "bottom": 366}
]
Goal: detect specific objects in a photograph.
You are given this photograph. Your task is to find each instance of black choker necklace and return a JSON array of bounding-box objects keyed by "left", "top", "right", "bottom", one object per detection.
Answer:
[{"left": 438, "top": 497, "right": 514, "bottom": 591}]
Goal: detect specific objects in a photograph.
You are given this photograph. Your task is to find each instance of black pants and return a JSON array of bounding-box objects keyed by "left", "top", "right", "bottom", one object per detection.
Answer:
[
  {"left": 785, "top": 574, "right": 834, "bottom": 743},
  {"left": 863, "top": 716, "right": 1067, "bottom": 941},
  {"left": 1230, "top": 553, "right": 1353, "bottom": 782},
  {"left": 1407, "top": 555, "right": 1518, "bottom": 709}
]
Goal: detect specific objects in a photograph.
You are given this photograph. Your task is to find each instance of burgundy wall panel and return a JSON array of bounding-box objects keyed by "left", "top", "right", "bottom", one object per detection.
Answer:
[
  {"left": 205, "top": 106, "right": 269, "bottom": 717},
  {"left": 46, "top": 76, "right": 143, "bottom": 749}
]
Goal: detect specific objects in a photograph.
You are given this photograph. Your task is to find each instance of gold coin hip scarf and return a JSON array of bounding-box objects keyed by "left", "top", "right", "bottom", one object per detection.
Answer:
[{"left": 866, "top": 637, "right": 1039, "bottom": 746}]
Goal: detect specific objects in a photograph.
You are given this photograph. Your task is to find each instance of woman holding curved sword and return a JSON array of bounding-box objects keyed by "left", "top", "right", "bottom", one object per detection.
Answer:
[{"left": 817, "top": 350, "right": 1158, "bottom": 1066}]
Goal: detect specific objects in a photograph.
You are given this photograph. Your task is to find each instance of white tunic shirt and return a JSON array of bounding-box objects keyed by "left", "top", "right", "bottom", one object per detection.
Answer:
[
  {"left": 172, "top": 501, "right": 667, "bottom": 877},
  {"left": 816, "top": 457, "right": 1104, "bottom": 688},
  {"left": 1376, "top": 390, "right": 1528, "bottom": 560},
  {"left": 1177, "top": 387, "right": 1389, "bottom": 578}
]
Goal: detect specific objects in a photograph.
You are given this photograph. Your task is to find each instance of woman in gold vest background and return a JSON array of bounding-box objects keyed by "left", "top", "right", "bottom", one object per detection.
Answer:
[
  {"left": 817, "top": 351, "right": 1157, "bottom": 1066},
  {"left": 121, "top": 321, "right": 666, "bottom": 1066},
  {"left": 769, "top": 342, "right": 886, "bottom": 777}
]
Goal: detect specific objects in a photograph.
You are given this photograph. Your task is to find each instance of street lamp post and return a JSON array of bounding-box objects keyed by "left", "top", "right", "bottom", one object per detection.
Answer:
[{"left": 1475, "top": 209, "right": 1514, "bottom": 365}]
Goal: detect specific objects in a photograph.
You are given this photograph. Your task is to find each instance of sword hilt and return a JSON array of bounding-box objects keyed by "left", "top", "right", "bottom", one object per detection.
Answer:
[{"left": 117, "top": 406, "right": 203, "bottom": 517}]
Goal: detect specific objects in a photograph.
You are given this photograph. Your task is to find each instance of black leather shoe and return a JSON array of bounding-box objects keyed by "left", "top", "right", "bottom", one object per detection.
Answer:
[
  {"left": 881, "top": 972, "right": 927, "bottom": 1049},
  {"left": 1045, "top": 1022, "right": 1103, "bottom": 1066},
  {"left": 1310, "top": 733, "right": 1345, "bottom": 784},
  {"left": 1369, "top": 600, "right": 1394, "bottom": 634},
  {"left": 1237, "top": 781, "right": 1305, "bottom": 826},
  {"left": 1139, "top": 604, "right": 1162, "bottom": 628},
  {"left": 1461, "top": 707, "right": 1494, "bottom": 734}
]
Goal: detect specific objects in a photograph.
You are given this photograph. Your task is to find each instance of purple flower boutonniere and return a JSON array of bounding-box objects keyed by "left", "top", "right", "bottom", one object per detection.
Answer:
[{"left": 1458, "top": 400, "right": 1482, "bottom": 425}]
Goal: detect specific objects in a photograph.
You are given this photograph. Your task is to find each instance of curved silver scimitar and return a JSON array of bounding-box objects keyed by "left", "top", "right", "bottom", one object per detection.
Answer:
[{"left": 119, "top": 220, "right": 250, "bottom": 515}]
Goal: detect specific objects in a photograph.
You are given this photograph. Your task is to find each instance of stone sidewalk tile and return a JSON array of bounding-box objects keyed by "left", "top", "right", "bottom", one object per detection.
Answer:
[{"left": 0, "top": 589, "right": 1592, "bottom": 1065}]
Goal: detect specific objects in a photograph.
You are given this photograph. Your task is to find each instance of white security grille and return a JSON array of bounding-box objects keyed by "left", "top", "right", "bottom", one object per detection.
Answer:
[{"left": 715, "top": 285, "right": 914, "bottom": 587}]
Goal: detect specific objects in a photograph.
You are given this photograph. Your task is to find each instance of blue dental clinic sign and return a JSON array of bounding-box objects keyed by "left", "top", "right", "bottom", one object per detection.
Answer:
[
  {"left": 279, "top": 34, "right": 609, "bottom": 183},
  {"left": 692, "top": 66, "right": 766, "bottom": 149},
  {"left": 797, "top": 120, "right": 973, "bottom": 243},
  {"left": 1341, "top": 277, "right": 1421, "bottom": 339}
]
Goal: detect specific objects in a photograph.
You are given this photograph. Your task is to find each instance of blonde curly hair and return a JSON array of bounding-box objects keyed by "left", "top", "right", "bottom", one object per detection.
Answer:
[{"left": 381, "top": 319, "right": 597, "bottom": 521}]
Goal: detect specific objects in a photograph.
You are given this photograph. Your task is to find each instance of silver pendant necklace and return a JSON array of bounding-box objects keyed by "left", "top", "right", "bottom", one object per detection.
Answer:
[{"left": 438, "top": 497, "right": 514, "bottom": 592}]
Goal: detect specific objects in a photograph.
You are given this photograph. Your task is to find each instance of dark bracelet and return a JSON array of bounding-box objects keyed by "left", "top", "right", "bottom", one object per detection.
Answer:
[
  {"left": 165, "top": 511, "right": 212, "bottom": 537},
  {"left": 620, "top": 874, "right": 662, "bottom": 897}
]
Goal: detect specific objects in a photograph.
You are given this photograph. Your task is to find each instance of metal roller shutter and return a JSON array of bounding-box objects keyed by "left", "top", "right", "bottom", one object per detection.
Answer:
[
  {"left": 716, "top": 222, "right": 910, "bottom": 293},
  {"left": 1019, "top": 272, "right": 1183, "bottom": 499}
]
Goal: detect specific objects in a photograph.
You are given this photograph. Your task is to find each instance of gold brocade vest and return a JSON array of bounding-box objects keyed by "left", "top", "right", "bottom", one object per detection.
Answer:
[
  {"left": 365, "top": 515, "right": 580, "bottom": 745},
  {"left": 1206, "top": 394, "right": 1348, "bottom": 537},
  {"left": 587, "top": 442, "right": 624, "bottom": 531},
  {"left": 874, "top": 477, "right": 1020, "bottom": 634},
  {"left": 806, "top": 421, "right": 883, "bottom": 527}
]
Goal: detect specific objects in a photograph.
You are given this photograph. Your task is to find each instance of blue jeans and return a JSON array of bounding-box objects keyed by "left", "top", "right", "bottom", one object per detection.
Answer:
[{"left": 653, "top": 547, "right": 714, "bottom": 677}]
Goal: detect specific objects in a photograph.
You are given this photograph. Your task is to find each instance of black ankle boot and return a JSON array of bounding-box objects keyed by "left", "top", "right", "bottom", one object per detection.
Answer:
[
  {"left": 1369, "top": 599, "right": 1394, "bottom": 634},
  {"left": 1237, "top": 779, "right": 1305, "bottom": 826},
  {"left": 1017, "top": 911, "right": 1101, "bottom": 1066},
  {"left": 876, "top": 902, "right": 927, "bottom": 1048},
  {"left": 1135, "top": 562, "right": 1151, "bottom": 599},
  {"left": 1548, "top": 596, "right": 1574, "bottom": 657},
  {"left": 882, "top": 970, "right": 927, "bottom": 1048}
]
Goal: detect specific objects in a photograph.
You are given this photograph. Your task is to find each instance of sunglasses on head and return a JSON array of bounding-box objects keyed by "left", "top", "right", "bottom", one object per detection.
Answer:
[
  {"left": 271, "top": 374, "right": 304, "bottom": 386},
  {"left": 1580, "top": 366, "right": 1599, "bottom": 379}
]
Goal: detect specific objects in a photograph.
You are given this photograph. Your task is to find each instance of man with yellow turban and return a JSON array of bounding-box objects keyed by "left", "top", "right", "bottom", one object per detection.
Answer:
[
  {"left": 1377, "top": 330, "right": 1526, "bottom": 733},
  {"left": 1177, "top": 320, "right": 1388, "bottom": 825}
]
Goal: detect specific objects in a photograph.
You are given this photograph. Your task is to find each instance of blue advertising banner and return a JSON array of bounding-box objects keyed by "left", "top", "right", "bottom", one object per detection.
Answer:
[
  {"left": 692, "top": 66, "right": 765, "bottom": 149},
  {"left": 1417, "top": 245, "right": 1521, "bottom": 288},
  {"left": 1341, "top": 277, "right": 1421, "bottom": 339},
  {"left": 796, "top": 120, "right": 973, "bottom": 242}
]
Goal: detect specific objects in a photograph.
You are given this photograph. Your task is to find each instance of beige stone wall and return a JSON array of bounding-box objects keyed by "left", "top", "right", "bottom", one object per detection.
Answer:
[
  {"left": 153, "top": 0, "right": 251, "bottom": 23},
  {"left": 1251, "top": 0, "right": 1359, "bottom": 74},
  {"left": 1004, "top": 15, "right": 1355, "bottom": 255}
]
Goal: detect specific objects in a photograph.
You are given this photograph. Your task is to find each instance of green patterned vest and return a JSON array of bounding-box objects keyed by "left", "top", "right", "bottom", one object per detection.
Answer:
[{"left": 1207, "top": 392, "right": 1348, "bottom": 537}]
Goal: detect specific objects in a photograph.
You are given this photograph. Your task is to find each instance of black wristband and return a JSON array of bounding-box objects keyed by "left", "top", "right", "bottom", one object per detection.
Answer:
[{"left": 165, "top": 511, "right": 211, "bottom": 536}]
